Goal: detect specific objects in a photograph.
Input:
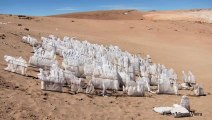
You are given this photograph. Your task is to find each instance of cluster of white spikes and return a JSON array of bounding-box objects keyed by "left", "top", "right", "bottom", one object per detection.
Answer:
[
  {"left": 4, "top": 55, "right": 28, "bottom": 75},
  {"left": 4, "top": 34, "right": 205, "bottom": 97},
  {"left": 34, "top": 35, "right": 181, "bottom": 96},
  {"left": 154, "top": 95, "right": 192, "bottom": 118},
  {"left": 22, "top": 35, "right": 38, "bottom": 46}
]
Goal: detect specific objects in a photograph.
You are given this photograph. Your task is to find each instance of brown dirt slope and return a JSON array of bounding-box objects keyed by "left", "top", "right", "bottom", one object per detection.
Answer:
[
  {"left": 50, "top": 9, "right": 145, "bottom": 20},
  {"left": 144, "top": 9, "right": 212, "bottom": 23},
  {"left": 50, "top": 9, "right": 212, "bottom": 23}
]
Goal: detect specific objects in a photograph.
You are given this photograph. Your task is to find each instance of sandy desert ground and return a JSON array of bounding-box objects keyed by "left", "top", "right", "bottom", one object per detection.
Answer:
[{"left": 0, "top": 9, "right": 212, "bottom": 120}]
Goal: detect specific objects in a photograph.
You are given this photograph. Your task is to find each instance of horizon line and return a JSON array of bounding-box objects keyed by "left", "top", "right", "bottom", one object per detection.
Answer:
[{"left": 1, "top": 8, "right": 211, "bottom": 17}]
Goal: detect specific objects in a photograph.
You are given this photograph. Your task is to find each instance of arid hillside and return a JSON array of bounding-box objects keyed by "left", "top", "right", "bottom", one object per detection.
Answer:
[
  {"left": 51, "top": 9, "right": 212, "bottom": 23},
  {"left": 144, "top": 9, "right": 212, "bottom": 23},
  {"left": 51, "top": 9, "right": 145, "bottom": 20}
]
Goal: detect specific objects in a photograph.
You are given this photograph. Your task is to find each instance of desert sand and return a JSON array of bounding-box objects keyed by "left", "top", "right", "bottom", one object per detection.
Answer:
[{"left": 0, "top": 9, "right": 212, "bottom": 120}]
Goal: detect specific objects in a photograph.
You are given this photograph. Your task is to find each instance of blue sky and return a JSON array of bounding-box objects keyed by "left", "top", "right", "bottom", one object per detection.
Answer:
[{"left": 0, "top": 0, "right": 211, "bottom": 16}]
